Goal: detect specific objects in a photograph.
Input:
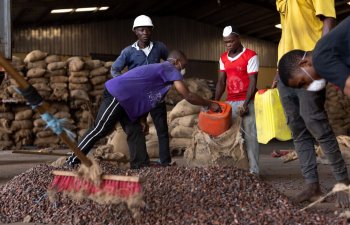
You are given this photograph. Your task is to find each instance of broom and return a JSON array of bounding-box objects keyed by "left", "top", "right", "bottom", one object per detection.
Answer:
[{"left": 0, "top": 54, "right": 144, "bottom": 212}]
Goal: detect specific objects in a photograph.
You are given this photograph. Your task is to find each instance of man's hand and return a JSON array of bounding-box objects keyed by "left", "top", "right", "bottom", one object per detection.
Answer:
[
  {"left": 209, "top": 102, "right": 222, "bottom": 113},
  {"left": 238, "top": 104, "right": 249, "bottom": 117}
]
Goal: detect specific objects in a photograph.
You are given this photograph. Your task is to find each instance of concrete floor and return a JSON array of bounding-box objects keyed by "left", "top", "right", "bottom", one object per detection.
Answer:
[{"left": 0, "top": 139, "right": 348, "bottom": 224}]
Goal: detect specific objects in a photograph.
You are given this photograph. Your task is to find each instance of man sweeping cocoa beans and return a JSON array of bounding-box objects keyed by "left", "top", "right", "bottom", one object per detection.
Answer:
[{"left": 66, "top": 50, "right": 221, "bottom": 169}]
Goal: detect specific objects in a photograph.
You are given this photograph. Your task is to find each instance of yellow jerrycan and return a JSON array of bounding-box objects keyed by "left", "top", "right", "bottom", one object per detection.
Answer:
[{"left": 254, "top": 89, "right": 292, "bottom": 144}]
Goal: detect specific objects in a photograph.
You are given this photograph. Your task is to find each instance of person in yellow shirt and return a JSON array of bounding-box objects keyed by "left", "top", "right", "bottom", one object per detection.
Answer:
[{"left": 272, "top": 0, "right": 350, "bottom": 208}]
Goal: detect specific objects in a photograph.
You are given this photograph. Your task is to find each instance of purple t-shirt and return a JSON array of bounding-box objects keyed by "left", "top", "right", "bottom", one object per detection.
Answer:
[{"left": 105, "top": 61, "right": 183, "bottom": 121}]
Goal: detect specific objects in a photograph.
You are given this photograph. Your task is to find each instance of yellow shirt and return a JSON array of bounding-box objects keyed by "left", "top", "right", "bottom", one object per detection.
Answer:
[{"left": 277, "top": 0, "right": 336, "bottom": 60}]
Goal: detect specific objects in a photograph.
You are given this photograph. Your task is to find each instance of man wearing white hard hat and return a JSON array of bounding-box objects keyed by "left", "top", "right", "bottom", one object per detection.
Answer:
[
  {"left": 110, "top": 15, "right": 170, "bottom": 168},
  {"left": 215, "top": 25, "right": 260, "bottom": 175}
]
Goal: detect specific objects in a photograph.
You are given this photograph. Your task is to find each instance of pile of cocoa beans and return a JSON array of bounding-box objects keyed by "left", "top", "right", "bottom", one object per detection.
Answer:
[{"left": 0, "top": 164, "right": 345, "bottom": 224}]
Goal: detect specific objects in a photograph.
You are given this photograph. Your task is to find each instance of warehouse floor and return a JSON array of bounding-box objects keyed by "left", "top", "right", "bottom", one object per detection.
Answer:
[{"left": 0, "top": 139, "right": 348, "bottom": 224}]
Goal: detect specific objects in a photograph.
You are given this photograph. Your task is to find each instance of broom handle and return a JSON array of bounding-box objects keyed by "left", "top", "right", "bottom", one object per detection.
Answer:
[{"left": 0, "top": 54, "right": 92, "bottom": 167}]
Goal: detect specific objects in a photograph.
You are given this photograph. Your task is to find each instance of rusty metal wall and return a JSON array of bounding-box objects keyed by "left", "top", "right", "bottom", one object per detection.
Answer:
[{"left": 13, "top": 16, "right": 277, "bottom": 66}]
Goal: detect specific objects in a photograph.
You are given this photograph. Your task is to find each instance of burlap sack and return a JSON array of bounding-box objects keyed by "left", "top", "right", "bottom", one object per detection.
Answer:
[
  {"left": 33, "top": 118, "right": 46, "bottom": 127},
  {"left": 24, "top": 50, "right": 48, "bottom": 63},
  {"left": 50, "top": 83, "right": 67, "bottom": 89},
  {"left": 85, "top": 60, "right": 103, "bottom": 70},
  {"left": 27, "top": 68, "right": 46, "bottom": 78},
  {"left": 90, "top": 67, "right": 108, "bottom": 77},
  {"left": 0, "top": 133, "right": 11, "bottom": 141},
  {"left": 170, "top": 125, "right": 194, "bottom": 138},
  {"left": 50, "top": 76, "right": 68, "bottom": 83},
  {"left": 47, "top": 62, "right": 67, "bottom": 71},
  {"left": 0, "top": 112, "right": 14, "bottom": 120},
  {"left": 0, "top": 118, "right": 11, "bottom": 133},
  {"left": 54, "top": 111, "right": 71, "bottom": 119},
  {"left": 28, "top": 77, "right": 49, "bottom": 84},
  {"left": 69, "top": 76, "right": 89, "bottom": 84},
  {"left": 146, "top": 138, "right": 159, "bottom": 158},
  {"left": 33, "top": 126, "right": 43, "bottom": 133},
  {"left": 70, "top": 89, "right": 90, "bottom": 101},
  {"left": 68, "top": 58, "right": 85, "bottom": 72},
  {"left": 34, "top": 136, "right": 60, "bottom": 146},
  {"left": 0, "top": 140, "right": 13, "bottom": 150},
  {"left": 170, "top": 138, "right": 192, "bottom": 155},
  {"left": 184, "top": 119, "right": 249, "bottom": 170},
  {"left": 45, "top": 55, "right": 61, "bottom": 64},
  {"left": 14, "top": 129, "right": 32, "bottom": 142},
  {"left": 46, "top": 69, "right": 67, "bottom": 77},
  {"left": 52, "top": 103, "right": 70, "bottom": 112},
  {"left": 12, "top": 105, "right": 32, "bottom": 113},
  {"left": 15, "top": 109, "right": 33, "bottom": 120},
  {"left": 104, "top": 61, "right": 113, "bottom": 68},
  {"left": 27, "top": 60, "right": 47, "bottom": 70},
  {"left": 94, "top": 144, "right": 126, "bottom": 161},
  {"left": 11, "top": 120, "right": 33, "bottom": 131},
  {"left": 107, "top": 124, "right": 129, "bottom": 159},
  {"left": 90, "top": 76, "right": 106, "bottom": 85},
  {"left": 77, "top": 121, "right": 89, "bottom": 129},
  {"left": 38, "top": 90, "right": 51, "bottom": 99},
  {"left": 69, "top": 70, "right": 90, "bottom": 77},
  {"left": 78, "top": 128, "right": 88, "bottom": 138},
  {"left": 169, "top": 99, "right": 201, "bottom": 121},
  {"left": 37, "top": 130, "right": 54, "bottom": 138},
  {"left": 178, "top": 114, "right": 198, "bottom": 127},
  {"left": 32, "top": 83, "right": 51, "bottom": 92},
  {"left": 68, "top": 83, "right": 92, "bottom": 91},
  {"left": 51, "top": 88, "right": 69, "bottom": 101},
  {"left": 94, "top": 83, "right": 105, "bottom": 90},
  {"left": 89, "top": 89, "right": 104, "bottom": 97}
]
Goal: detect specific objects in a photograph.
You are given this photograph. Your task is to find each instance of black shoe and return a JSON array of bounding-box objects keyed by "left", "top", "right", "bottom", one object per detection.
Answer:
[{"left": 64, "top": 157, "right": 81, "bottom": 169}]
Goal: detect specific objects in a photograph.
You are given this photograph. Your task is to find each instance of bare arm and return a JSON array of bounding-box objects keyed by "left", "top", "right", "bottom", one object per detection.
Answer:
[
  {"left": 173, "top": 80, "right": 221, "bottom": 112},
  {"left": 215, "top": 71, "right": 226, "bottom": 101},
  {"left": 271, "top": 70, "right": 279, "bottom": 88},
  {"left": 243, "top": 74, "right": 257, "bottom": 108},
  {"left": 321, "top": 16, "right": 336, "bottom": 37}
]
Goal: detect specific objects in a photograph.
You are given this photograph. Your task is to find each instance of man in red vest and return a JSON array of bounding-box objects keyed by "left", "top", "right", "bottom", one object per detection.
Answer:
[{"left": 215, "top": 26, "right": 260, "bottom": 175}]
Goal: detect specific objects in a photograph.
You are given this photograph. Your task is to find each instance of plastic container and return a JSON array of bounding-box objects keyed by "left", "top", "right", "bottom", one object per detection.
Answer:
[
  {"left": 198, "top": 101, "right": 232, "bottom": 136},
  {"left": 254, "top": 89, "right": 292, "bottom": 144}
]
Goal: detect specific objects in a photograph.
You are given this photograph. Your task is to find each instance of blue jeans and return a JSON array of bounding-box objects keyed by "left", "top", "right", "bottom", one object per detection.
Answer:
[
  {"left": 278, "top": 81, "right": 348, "bottom": 183},
  {"left": 227, "top": 100, "right": 259, "bottom": 174}
]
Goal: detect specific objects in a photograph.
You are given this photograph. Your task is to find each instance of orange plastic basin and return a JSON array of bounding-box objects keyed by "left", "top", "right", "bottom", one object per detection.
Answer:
[{"left": 198, "top": 101, "right": 232, "bottom": 136}]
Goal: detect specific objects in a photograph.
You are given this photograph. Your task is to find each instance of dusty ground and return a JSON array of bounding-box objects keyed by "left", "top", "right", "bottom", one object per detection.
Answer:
[{"left": 0, "top": 139, "right": 348, "bottom": 224}]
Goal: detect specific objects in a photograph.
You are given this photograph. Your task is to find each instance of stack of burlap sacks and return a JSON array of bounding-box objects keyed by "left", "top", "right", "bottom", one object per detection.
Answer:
[
  {"left": 85, "top": 60, "right": 109, "bottom": 104},
  {"left": 0, "top": 50, "right": 116, "bottom": 150},
  {"left": 325, "top": 84, "right": 350, "bottom": 135},
  {"left": 11, "top": 105, "right": 33, "bottom": 149},
  {"left": 46, "top": 55, "right": 69, "bottom": 101},
  {"left": 0, "top": 104, "right": 14, "bottom": 150},
  {"left": 24, "top": 50, "right": 51, "bottom": 100}
]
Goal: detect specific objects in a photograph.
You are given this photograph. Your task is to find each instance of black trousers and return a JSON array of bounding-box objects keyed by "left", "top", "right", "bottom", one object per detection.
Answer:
[
  {"left": 278, "top": 81, "right": 348, "bottom": 183},
  {"left": 68, "top": 89, "right": 149, "bottom": 169},
  {"left": 121, "top": 101, "right": 171, "bottom": 164}
]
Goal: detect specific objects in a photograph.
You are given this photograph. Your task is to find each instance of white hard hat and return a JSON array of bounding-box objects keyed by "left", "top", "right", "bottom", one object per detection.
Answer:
[{"left": 132, "top": 15, "right": 154, "bottom": 30}]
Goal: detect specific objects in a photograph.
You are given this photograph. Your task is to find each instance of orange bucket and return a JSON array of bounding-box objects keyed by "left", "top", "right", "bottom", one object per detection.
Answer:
[{"left": 198, "top": 101, "right": 232, "bottom": 136}]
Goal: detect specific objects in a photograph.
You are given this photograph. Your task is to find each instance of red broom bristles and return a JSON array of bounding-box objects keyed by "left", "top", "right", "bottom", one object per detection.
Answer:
[{"left": 50, "top": 173, "right": 142, "bottom": 199}]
